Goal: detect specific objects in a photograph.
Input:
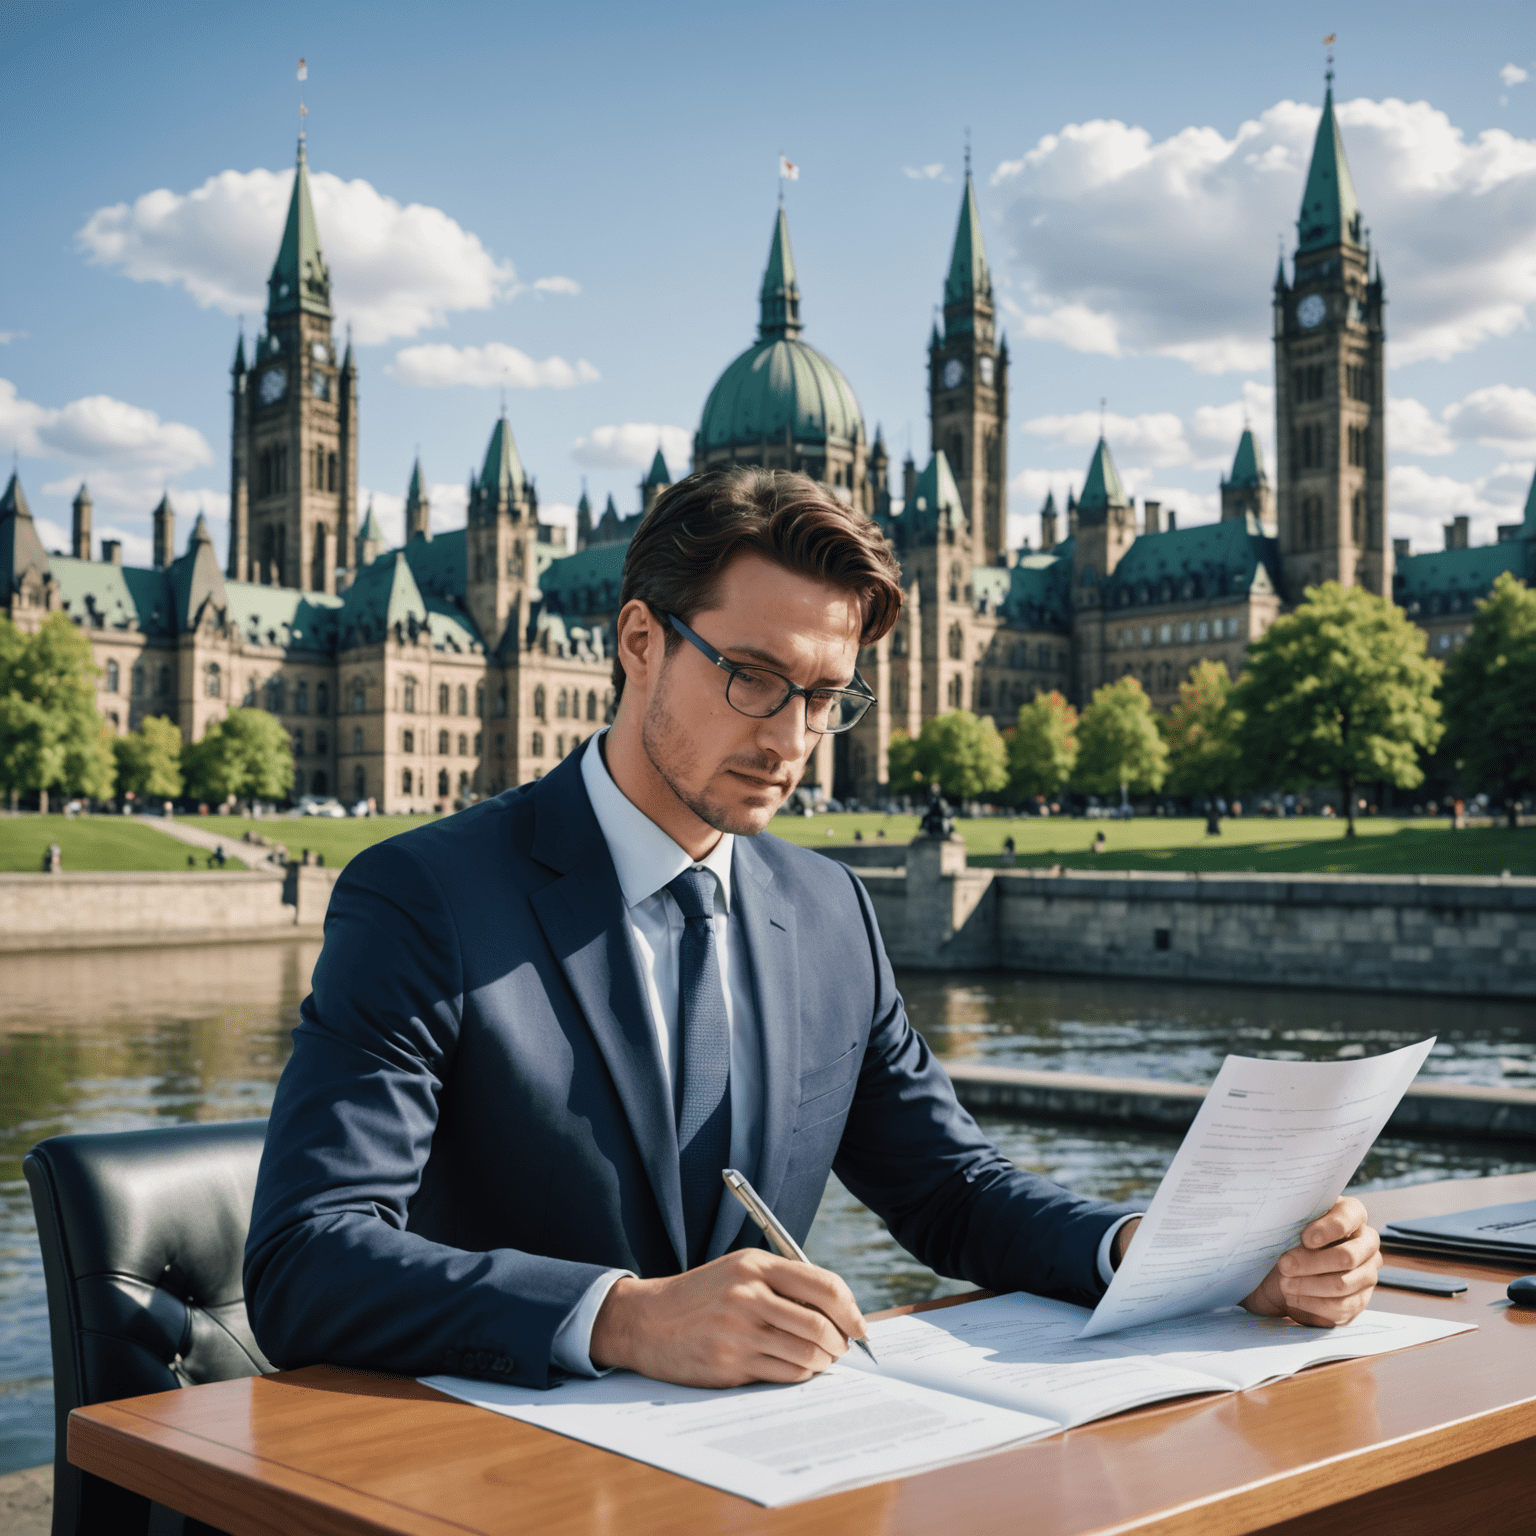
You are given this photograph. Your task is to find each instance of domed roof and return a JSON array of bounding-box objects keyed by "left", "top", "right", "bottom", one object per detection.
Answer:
[{"left": 698, "top": 204, "right": 865, "bottom": 454}]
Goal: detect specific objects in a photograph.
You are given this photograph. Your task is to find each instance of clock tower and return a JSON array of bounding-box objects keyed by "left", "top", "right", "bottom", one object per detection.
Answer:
[
  {"left": 1274, "top": 84, "right": 1388, "bottom": 598},
  {"left": 928, "top": 161, "right": 1009, "bottom": 566},
  {"left": 231, "top": 135, "right": 357, "bottom": 593}
]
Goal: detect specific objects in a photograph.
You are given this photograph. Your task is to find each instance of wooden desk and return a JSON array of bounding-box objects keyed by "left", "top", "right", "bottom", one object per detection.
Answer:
[{"left": 70, "top": 1174, "right": 1536, "bottom": 1536}]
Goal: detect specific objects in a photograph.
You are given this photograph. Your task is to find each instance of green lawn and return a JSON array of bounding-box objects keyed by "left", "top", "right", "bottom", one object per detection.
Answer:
[
  {"left": 210, "top": 807, "right": 1535, "bottom": 879},
  {"left": 0, "top": 817, "right": 248, "bottom": 872}
]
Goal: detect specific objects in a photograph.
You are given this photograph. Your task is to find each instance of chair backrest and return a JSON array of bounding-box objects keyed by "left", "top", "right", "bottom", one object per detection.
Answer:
[{"left": 24, "top": 1119, "right": 271, "bottom": 1536}]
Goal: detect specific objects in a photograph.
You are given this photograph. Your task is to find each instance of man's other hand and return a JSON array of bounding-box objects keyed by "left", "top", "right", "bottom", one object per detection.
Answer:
[
  {"left": 1242, "top": 1196, "right": 1382, "bottom": 1327},
  {"left": 589, "top": 1249, "right": 867, "bottom": 1388}
]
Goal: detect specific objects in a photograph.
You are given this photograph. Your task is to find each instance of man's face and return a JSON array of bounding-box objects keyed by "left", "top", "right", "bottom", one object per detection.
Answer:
[{"left": 639, "top": 554, "right": 861, "bottom": 838}]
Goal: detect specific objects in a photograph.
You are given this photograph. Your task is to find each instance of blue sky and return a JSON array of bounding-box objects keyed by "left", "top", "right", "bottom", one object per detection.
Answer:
[{"left": 3, "top": 0, "right": 1533, "bottom": 568}]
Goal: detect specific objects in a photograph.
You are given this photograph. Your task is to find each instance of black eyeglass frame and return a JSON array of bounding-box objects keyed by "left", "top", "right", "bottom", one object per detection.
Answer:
[{"left": 658, "top": 610, "right": 876, "bottom": 735}]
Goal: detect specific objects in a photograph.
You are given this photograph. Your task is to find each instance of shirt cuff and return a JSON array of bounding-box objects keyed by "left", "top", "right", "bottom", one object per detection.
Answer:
[
  {"left": 549, "top": 1268, "right": 635, "bottom": 1377},
  {"left": 1096, "top": 1214, "right": 1143, "bottom": 1289}
]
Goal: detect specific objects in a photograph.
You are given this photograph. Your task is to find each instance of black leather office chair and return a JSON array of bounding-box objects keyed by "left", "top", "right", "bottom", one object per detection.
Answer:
[{"left": 24, "top": 1119, "right": 272, "bottom": 1536}]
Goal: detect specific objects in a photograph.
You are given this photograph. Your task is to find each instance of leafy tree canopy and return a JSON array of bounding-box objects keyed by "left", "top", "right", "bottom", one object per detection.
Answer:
[
  {"left": 887, "top": 710, "right": 1008, "bottom": 802},
  {"left": 1162, "top": 660, "right": 1244, "bottom": 799},
  {"left": 1440, "top": 571, "right": 1536, "bottom": 827},
  {"left": 1008, "top": 690, "right": 1079, "bottom": 800},
  {"left": 0, "top": 613, "right": 114, "bottom": 803},
  {"left": 1076, "top": 676, "right": 1168, "bottom": 797},
  {"left": 114, "top": 715, "right": 185, "bottom": 801},
  {"left": 184, "top": 708, "right": 294, "bottom": 804},
  {"left": 1232, "top": 581, "right": 1442, "bottom": 836}
]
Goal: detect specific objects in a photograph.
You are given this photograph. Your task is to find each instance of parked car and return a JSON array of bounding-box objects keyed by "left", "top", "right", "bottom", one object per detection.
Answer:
[{"left": 298, "top": 796, "right": 347, "bottom": 818}]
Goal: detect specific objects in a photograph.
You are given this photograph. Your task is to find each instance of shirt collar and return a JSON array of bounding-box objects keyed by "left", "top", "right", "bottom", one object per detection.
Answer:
[{"left": 580, "top": 731, "right": 734, "bottom": 912}]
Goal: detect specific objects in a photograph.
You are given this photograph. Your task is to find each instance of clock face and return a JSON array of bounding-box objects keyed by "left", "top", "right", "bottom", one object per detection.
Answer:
[
  {"left": 311, "top": 371, "right": 330, "bottom": 401},
  {"left": 942, "top": 358, "right": 965, "bottom": 390},
  {"left": 259, "top": 367, "right": 288, "bottom": 405},
  {"left": 978, "top": 355, "right": 994, "bottom": 386},
  {"left": 1297, "top": 294, "right": 1327, "bottom": 329}
]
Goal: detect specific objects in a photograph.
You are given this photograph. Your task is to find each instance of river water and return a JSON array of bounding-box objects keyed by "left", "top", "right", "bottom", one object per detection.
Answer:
[{"left": 2, "top": 943, "right": 1533, "bottom": 1474}]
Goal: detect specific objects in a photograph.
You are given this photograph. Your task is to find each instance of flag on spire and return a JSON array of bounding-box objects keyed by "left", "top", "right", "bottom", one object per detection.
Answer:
[
  {"left": 778, "top": 154, "right": 799, "bottom": 181},
  {"left": 297, "top": 57, "right": 308, "bottom": 80}
]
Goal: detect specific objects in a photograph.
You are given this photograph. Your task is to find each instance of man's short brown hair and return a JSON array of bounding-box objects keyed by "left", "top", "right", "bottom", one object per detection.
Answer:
[{"left": 612, "top": 466, "right": 903, "bottom": 698}]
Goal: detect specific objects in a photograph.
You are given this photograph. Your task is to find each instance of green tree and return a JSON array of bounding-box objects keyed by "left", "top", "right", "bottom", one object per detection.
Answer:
[
  {"left": 1007, "top": 690, "right": 1079, "bottom": 801},
  {"left": 114, "top": 715, "right": 186, "bottom": 801},
  {"left": 1232, "top": 581, "right": 1442, "bottom": 837},
  {"left": 889, "top": 710, "right": 1008, "bottom": 802},
  {"left": 1439, "top": 571, "right": 1536, "bottom": 828},
  {"left": 1076, "top": 676, "right": 1168, "bottom": 801},
  {"left": 1161, "top": 660, "right": 1244, "bottom": 800},
  {"left": 184, "top": 708, "right": 294, "bottom": 805},
  {"left": 0, "top": 613, "right": 115, "bottom": 808}
]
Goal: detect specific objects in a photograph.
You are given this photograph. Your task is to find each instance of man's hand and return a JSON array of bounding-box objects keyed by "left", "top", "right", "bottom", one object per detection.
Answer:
[
  {"left": 1242, "top": 1196, "right": 1382, "bottom": 1328},
  {"left": 589, "top": 1249, "right": 866, "bottom": 1388}
]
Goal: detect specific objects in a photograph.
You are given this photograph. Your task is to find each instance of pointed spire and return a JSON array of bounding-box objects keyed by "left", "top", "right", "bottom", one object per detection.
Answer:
[
  {"left": 1, "top": 470, "right": 33, "bottom": 522},
  {"left": 645, "top": 448, "right": 671, "bottom": 488},
  {"left": 758, "top": 203, "right": 802, "bottom": 342},
  {"left": 1077, "top": 438, "right": 1129, "bottom": 515},
  {"left": 232, "top": 330, "right": 247, "bottom": 375},
  {"left": 405, "top": 456, "right": 431, "bottom": 542},
  {"left": 1274, "top": 254, "right": 1288, "bottom": 289},
  {"left": 476, "top": 412, "right": 525, "bottom": 516},
  {"left": 152, "top": 492, "right": 175, "bottom": 569},
  {"left": 189, "top": 511, "right": 214, "bottom": 548},
  {"left": 945, "top": 168, "right": 992, "bottom": 310},
  {"left": 1296, "top": 88, "right": 1363, "bottom": 253},
  {"left": 1227, "top": 428, "right": 1266, "bottom": 488},
  {"left": 1522, "top": 465, "right": 1536, "bottom": 537},
  {"left": 268, "top": 137, "right": 332, "bottom": 320},
  {"left": 929, "top": 318, "right": 942, "bottom": 350}
]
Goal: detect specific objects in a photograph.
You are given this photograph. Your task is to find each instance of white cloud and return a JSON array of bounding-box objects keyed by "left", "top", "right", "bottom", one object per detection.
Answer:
[
  {"left": 361, "top": 481, "right": 470, "bottom": 546},
  {"left": 1501, "top": 64, "right": 1528, "bottom": 88},
  {"left": 1443, "top": 384, "right": 1536, "bottom": 452},
  {"left": 1387, "top": 397, "right": 1456, "bottom": 456},
  {"left": 388, "top": 342, "right": 599, "bottom": 389},
  {"left": 571, "top": 422, "right": 693, "bottom": 472},
  {"left": 990, "top": 97, "right": 1536, "bottom": 371},
  {"left": 1024, "top": 408, "right": 1191, "bottom": 468},
  {"left": 0, "top": 331, "right": 26, "bottom": 344},
  {"left": 2, "top": 377, "right": 213, "bottom": 510},
  {"left": 532, "top": 275, "right": 581, "bottom": 296},
  {"left": 1389, "top": 459, "right": 1533, "bottom": 549},
  {"left": 903, "top": 163, "right": 946, "bottom": 181},
  {"left": 79, "top": 167, "right": 518, "bottom": 345}
]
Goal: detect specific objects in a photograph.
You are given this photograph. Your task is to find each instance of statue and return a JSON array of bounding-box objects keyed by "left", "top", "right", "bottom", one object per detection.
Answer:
[{"left": 919, "top": 782, "right": 953, "bottom": 840}]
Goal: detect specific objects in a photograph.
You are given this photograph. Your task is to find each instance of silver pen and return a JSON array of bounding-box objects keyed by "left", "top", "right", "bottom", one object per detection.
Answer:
[{"left": 722, "top": 1168, "right": 878, "bottom": 1364}]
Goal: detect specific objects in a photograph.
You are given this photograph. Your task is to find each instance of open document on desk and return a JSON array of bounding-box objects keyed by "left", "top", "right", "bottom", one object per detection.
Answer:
[{"left": 422, "top": 1294, "right": 1472, "bottom": 1506}]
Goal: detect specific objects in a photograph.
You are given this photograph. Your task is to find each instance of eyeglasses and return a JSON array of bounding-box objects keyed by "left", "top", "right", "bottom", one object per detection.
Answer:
[{"left": 661, "top": 612, "right": 875, "bottom": 735}]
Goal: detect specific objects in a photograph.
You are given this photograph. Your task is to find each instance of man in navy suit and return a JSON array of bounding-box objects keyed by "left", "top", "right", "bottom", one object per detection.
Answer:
[{"left": 245, "top": 469, "right": 1382, "bottom": 1391}]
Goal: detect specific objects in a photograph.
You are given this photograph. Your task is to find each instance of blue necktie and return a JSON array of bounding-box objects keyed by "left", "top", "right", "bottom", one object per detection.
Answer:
[{"left": 668, "top": 868, "right": 731, "bottom": 1269}]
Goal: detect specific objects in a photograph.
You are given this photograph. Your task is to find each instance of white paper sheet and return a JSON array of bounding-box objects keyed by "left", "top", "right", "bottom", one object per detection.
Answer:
[
  {"left": 1080, "top": 1038, "right": 1436, "bottom": 1338},
  {"left": 420, "top": 1361, "right": 1059, "bottom": 1507}
]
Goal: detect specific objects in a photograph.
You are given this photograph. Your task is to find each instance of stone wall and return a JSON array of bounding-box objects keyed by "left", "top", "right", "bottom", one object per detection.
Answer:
[
  {"left": 0, "top": 866, "right": 340, "bottom": 951},
  {"left": 845, "top": 841, "right": 1535, "bottom": 999}
]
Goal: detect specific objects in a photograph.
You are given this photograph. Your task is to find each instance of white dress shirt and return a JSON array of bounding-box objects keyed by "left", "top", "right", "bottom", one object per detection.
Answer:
[{"left": 548, "top": 731, "right": 1135, "bottom": 1373}]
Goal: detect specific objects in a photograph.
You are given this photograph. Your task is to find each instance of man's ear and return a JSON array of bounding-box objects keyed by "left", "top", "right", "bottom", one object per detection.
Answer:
[{"left": 614, "top": 600, "right": 658, "bottom": 696}]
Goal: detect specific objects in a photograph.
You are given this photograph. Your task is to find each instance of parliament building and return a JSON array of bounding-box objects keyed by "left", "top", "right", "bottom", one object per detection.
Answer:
[{"left": 2, "top": 87, "right": 1533, "bottom": 810}]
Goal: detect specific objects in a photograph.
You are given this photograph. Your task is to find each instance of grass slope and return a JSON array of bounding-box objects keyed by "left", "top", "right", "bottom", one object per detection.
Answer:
[{"left": 0, "top": 817, "right": 248, "bottom": 872}]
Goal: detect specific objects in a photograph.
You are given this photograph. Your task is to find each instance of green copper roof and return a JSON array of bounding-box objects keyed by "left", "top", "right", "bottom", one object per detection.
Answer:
[
  {"left": 1297, "top": 89, "right": 1363, "bottom": 253},
  {"left": 699, "top": 336, "right": 865, "bottom": 451},
  {"left": 407, "top": 457, "right": 425, "bottom": 501},
  {"left": 1523, "top": 466, "right": 1536, "bottom": 536},
  {"left": 1106, "top": 518, "right": 1283, "bottom": 605},
  {"left": 1394, "top": 542, "right": 1531, "bottom": 607},
  {"left": 903, "top": 450, "right": 964, "bottom": 539},
  {"left": 0, "top": 472, "right": 52, "bottom": 594},
  {"left": 268, "top": 137, "right": 333, "bottom": 320},
  {"left": 758, "top": 204, "right": 802, "bottom": 341},
  {"left": 645, "top": 448, "right": 671, "bottom": 487},
  {"left": 1077, "top": 437, "right": 1130, "bottom": 514},
  {"left": 944, "top": 172, "right": 992, "bottom": 313},
  {"left": 478, "top": 414, "right": 525, "bottom": 500},
  {"left": 358, "top": 504, "right": 385, "bottom": 544},
  {"left": 576, "top": 489, "right": 591, "bottom": 514},
  {"left": 1041, "top": 490, "right": 1057, "bottom": 515},
  {"left": 1226, "top": 428, "right": 1266, "bottom": 488}
]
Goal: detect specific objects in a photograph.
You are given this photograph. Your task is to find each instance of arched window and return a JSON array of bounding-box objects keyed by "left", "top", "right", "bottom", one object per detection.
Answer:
[
  {"left": 457, "top": 684, "right": 468, "bottom": 716},
  {"left": 351, "top": 678, "right": 366, "bottom": 712},
  {"left": 132, "top": 664, "right": 145, "bottom": 697},
  {"left": 438, "top": 729, "right": 450, "bottom": 755},
  {"left": 586, "top": 690, "right": 597, "bottom": 721},
  {"left": 947, "top": 622, "right": 964, "bottom": 660},
  {"left": 476, "top": 684, "right": 485, "bottom": 717},
  {"left": 402, "top": 768, "right": 413, "bottom": 796},
  {"left": 311, "top": 524, "right": 327, "bottom": 590},
  {"left": 352, "top": 727, "right": 364, "bottom": 753},
  {"left": 312, "top": 770, "right": 327, "bottom": 795},
  {"left": 293, "top": 729, "right": 305, "bottom": 756},
  {"left": 457, "top": 733, "right": 468, "bottom": 756},
  {"left": 327, "top": 452, "right": 338, "bottom": 492},
  {"left": 295, "top": 679, "right": 309, "bottom": 714},
  {"left": 206, "top": 663, "right": 220, "bottom": 699},
  {"left": 496, "top": 686, "right": 508, "bottom": 717},
  {"left": 402, "top": 729, "right": 415, "bottom": 754},
  {"left": 530, "top": 731, "right": 544, "bottom": 756},
  {"left": 105, "top": 659, "right": 119, "bottom": 693},
  {"left": 354, "top": 764, "right": 366, "bottom": 799},
  {"left": 402, "top": 677, "right": 417, "bottom": 713},
  {"left": 533, "top": 685, "right": 546, "bottom": 721},
  {"left": 437, "top": 768, "right": 450, "bottom": 798},
  {"left": 316, "top": 682, "right": 328, "bottom": 715},
  {"left": 267, "top": 675, "right": 285, "bottom": 712},
  {"left": 438, "top": 683, "right": 450, "bottom": 715},
  {"left": 1351, "top": 493, "right": 1363, "bottom": 546},
  {"left": 557, "top": 688, "right": 569, "bottom": 719},
  {"left": 458, "top": 771, "right": 469, "bottom": 795},
  {"left": 316, "top": 730, "right": 328, "bottom": 754},
  {"left": 555, "top": 735, "right": 565, "bottom": 758}
]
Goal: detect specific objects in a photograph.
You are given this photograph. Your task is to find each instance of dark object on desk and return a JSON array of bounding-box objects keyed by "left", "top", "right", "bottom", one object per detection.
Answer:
[
  {"left": 1382, "top": 1198, "right": 1536, "bottom": 1264},
  {"left": 1509, "top": 1275, "right": 1536, "bottom": 1309},
  {"left": 1376, "top": 1265, "right": 1467, "bottom": 1296},
  {"left": 24, "top": 1119, "right": 269, "bottom": 1536}
]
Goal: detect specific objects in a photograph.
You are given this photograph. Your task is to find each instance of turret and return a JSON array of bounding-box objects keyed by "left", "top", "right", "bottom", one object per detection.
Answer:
[
  {"left": 575, "top": 485, "right": 592, "bottom": 551},
  {"left": 355, "top": 501, "right": 385, "bottom": 568},
  {"left": 758, "top": 203, "right": 802, "bottom": 342},
  {"left": 640, "top": 448, "right": 671, "bottom": 515},
  {"left": 71, "top": 483, "right": 93, "bottom": 560},
  {"left": 1039, "top": 491, "right": 1058, "bottom": 551},
  {"left": 152, "top": 493, "right": 175, "bottom": 569},
  {"left": 465, "top": 411, "right": 534, "bottom": 650},
  {"left": 1221, "top": 427, "right": 1274, "bottom": 530},
  {"left": 405, "top": 457, "right": 431, "bottom": 542}
]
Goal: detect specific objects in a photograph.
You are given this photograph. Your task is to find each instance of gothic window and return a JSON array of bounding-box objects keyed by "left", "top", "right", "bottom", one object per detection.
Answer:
[
  {"left": 403, "top": 729, "right": 415, "bottom": 754},
  {"left": 1197, "top": 620, "right": 1209, "bottom": 642},
  {"left": 312, "top": 447, "right": 323, "bottom": 490},
  {"left": 266, "top": 675, "right": 285, "bottom": 712},
  {"left": 438, "top": 769, "right": 450, "bottom": 798},
  {"left": 351, "top": 678, "right": 366, "bottom": 712},
  {"left": 474, "top": 732, "right": 482, "bottom": 754},
  {"left": 327, "top": 452, "right": 338, "bottom": 493},
  {"left": 457, "top": 684, "right": 468, "bottom": 715},
  {"left": 316, "top": 682, "right": 328, "bottom": 715},
  {"left": 1178, "top": 621, "right": 1193, "bottom": 643},
  {"left": 587, "top": 690, "right": 597, "bottom": 722},
  {"left": 458, "top": 733, "right": 468, "bottom": 756},
  {"left": 946, "top": 674, "right": 963, "bottom": 708},
  {"left": 294, "top": 680, "right": 308, "bottom": 714},
  {"left": 316, "top": 730, "right": 327, "bottom": 754},
  {"left": 458, "top": 772, "right": 469, "bottom": 795},
  {"left": 1158, "top": 624, "right": 1172, "bottom": 645},
  {"left": 496, "top": 686, "right": 508, "bottom": 717},
  {"left": 533, "top": 685, "right": 546, "bottom": 721},
  {"left": 402, "top": 768, "right": 413, "bottom": 796},
  {"left": 403, "top": 677, "right": 417, "bottom": 713},
  {"left": 105, "top": 659, "right": 119, "bottom": 692},
  {"left": 557, "top": 689, "right": 569, "bottom": 719},
  {"left": 132, "top": 664, "right": 145, "bottom": 697},
  {"left": 206, "top": 663, "right": 221, "bottom": 699},
  {"left": 1351, "top": 493, "right": 1364, "bottom": 546},
  {"left": 293, "top": 729, "right": 305, "bottom": 756},
  {"left": 352, "top": 727, "right": 364, "bottom": 753},
  {"left": 437, "top": 683, "right": 450, "bottom": 715},
  {"left": 438, "top": 729, "right": 450, "bottom": 755},
  {"left": 354, "top": 764, "right": 366, "bottom": 798},
  {"left": 1140, "top": 625, "right": 1152, "bottom": 646},
  {"left": 476, "top": 684, "right": 485, "bottom": 716},
  {"left": 947, "top": 623, "right": 964, "bottom": 660},
  {"left": 892, "top": 628, "right": 907, "bottom": 657},
  {"left": 555, "top": 735, "right": 565, "bottom": 759},
  {"left": 259, "top": 450, "right": 272, "bottom": 498}
]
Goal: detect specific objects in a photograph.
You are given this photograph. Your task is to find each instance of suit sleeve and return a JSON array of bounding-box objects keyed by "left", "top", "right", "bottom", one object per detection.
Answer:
[
  {"left": 830, "top": 865, "right": 1139, "bottom": 1307},
  {"left": 243, "top": 839, "right": 608, "bottom": 1389}
]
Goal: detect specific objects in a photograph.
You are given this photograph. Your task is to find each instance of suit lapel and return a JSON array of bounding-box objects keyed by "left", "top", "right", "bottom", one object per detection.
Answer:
[
  {"left": 715, "top": 838, "right": 800, "bottom": 1257},
  {"left": 528, "top": 758, "right": 688, "bottom": 1272}
]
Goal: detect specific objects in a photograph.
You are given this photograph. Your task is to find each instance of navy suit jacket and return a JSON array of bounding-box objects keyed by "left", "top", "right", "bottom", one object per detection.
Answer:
[{"left": 245, "top": 751, "right": 1136, "bottom": 1389}]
